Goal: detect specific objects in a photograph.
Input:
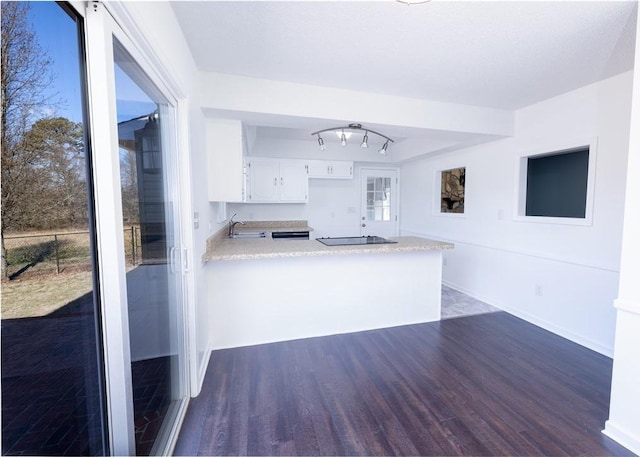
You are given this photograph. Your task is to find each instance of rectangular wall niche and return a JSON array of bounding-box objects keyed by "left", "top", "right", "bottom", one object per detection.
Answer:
[
  {"left": 441, "top": 167, "right": 466, "bottom": 213},
  {"left": 525, "top": 147, "right": 589, "bottom": 218}
]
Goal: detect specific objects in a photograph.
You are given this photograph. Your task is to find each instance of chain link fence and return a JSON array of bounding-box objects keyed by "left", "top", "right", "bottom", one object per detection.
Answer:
[{"left": 4, "top": 226, "right": 141, "bottom": 280}]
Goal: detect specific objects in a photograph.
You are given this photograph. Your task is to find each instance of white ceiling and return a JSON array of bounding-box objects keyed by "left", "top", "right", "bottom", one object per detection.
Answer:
[{"left": 171, "top": 1, "right": 637, "bottom": 153}]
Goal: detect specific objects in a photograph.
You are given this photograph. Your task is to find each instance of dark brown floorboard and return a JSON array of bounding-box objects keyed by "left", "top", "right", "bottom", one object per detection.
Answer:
[{"left": 174, "top": 312, "right": 633, "bottom": 456}]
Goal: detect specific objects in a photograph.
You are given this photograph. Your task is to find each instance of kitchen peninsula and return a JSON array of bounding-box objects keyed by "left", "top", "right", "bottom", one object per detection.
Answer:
[{"left": 204, "top": 221, "right": 453, "bottom": 349}]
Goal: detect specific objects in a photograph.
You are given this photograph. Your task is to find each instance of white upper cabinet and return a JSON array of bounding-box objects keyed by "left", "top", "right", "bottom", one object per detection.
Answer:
[
  {"left": 246, "top": 158, "right": 308, "bottom": 203},
  {"left": 279, "top": 161, "right": 309, "bottom": 202},
  {"left": 306, "top": 160, "right": 353, "bottom": 179},
  {"left": 246, "top": 159, "right": 279, "bottom": 202},
  {"left": 206, "top": 118, "right": 246, "bottom": 202}
]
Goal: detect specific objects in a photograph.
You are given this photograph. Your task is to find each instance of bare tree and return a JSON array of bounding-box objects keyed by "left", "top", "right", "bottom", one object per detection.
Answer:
[
  {"left": 1, "top": 1, "right": 56, "bottom": 277},
  {"left": 18, "top": 117, "right": 87, "bottom": 230}
]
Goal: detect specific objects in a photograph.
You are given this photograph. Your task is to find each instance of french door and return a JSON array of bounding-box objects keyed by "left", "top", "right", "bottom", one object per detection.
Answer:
[{"left": 360, "top": 168, "right": 399, "bottom": 237}]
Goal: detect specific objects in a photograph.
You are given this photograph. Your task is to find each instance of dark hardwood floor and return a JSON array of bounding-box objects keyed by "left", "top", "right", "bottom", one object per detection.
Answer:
[{"left": 174, "top": 312, "right": 632, "bottom": 456}]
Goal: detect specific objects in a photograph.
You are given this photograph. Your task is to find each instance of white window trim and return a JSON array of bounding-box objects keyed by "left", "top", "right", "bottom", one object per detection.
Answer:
[
  {"left": 433, "top": 165, "right": 467, "bottom": 218},
  {"left": 513, "top": 137, "right": 598, "bottom": 226}
]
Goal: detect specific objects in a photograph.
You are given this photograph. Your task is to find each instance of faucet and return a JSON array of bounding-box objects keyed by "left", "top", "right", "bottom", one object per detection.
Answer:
[{"left": 228, "top": 213, "right": 246, "bottom": 237}]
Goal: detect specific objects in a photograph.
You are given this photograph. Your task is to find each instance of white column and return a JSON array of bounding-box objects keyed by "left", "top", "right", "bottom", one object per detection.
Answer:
[{"left": 603, "top": 9, "right": 640, "bottom": 454}]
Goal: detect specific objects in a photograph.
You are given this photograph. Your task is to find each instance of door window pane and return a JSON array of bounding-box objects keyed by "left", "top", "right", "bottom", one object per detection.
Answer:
[
  {"left": 366, "top": 177, "right": 391, "bottom": 221},
  {"left": 1, "top": 3, "right": 107, "bottom": 455},
  {"left": 114, "top": 39, "right": 186, "bottom": 456}
]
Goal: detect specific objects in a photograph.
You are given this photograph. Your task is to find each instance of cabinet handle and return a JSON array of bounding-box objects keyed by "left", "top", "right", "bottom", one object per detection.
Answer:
[
  {"left": 274, "top": 177, "right": 277, "bottom": 186},
  {"left": 281, "top": 177, "right": 283, "bottom": 185}
]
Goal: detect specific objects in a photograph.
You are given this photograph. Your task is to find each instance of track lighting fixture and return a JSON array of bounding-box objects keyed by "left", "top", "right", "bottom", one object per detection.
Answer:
[{"left": 311, "top": 123, "right": 394, "bottom": 154}]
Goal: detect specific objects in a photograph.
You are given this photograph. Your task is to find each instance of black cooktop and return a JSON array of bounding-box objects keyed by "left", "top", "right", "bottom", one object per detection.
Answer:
[{"left": 316, "top": 236, "right": 398, "bottom": 246}]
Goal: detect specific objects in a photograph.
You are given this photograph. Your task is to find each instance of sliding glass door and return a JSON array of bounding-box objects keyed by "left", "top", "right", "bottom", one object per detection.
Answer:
[
  {"left": 2, "top": 2, "right": 190, "bottom": 454},
  {"left": 81, "top": 2, "right": 190, "bottom": 454}
]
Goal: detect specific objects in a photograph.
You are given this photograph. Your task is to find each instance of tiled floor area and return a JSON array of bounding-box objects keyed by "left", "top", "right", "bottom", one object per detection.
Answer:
[{"left": 441, "top": 285, "right": 500, "bottom": 319}]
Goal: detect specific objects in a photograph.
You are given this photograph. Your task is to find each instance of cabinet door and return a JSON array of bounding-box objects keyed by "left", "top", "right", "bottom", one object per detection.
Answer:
[
  {"left": 247, "top": 159, "right": 279, "bottom": 202},
  {"left": 306, "top": 160, "right": 331, "bottom": 178},
  {"left": 328, "top": 161, "right": 353, "bottom": 178},
  {"left": 207, "top": 119, "right": 245, "bottom": 202},
  {"left": 306, "top": 160, "right": 353, "bottom": 179},
  {"left": 279, "top": 161, "right": 309, "bottom": 203}
]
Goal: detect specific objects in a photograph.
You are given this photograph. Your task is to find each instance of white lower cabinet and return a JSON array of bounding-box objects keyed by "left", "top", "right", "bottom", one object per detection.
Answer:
[
  {"left": 306, "top": 160, "right": 353, "bottom": 179},
  {"left": 247, "top": 158, "right": 308, "bottom": 203}
]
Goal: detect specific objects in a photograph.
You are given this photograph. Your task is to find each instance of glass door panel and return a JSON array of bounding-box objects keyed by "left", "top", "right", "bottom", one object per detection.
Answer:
[
  {"left": 1, "top": 2, "right": 107, "bottom": 455},
  {"left": 113, "top": 39, "right": 186, "bottom": 456}
]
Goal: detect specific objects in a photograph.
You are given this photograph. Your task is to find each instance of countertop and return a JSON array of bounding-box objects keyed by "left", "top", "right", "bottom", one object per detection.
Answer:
[{"left": 203, "top": 221, "right": 454, "bottom": 262}]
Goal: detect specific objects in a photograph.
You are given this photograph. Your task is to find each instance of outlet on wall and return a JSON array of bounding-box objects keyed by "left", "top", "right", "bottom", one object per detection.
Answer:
[{"left": 535, "top": 284, "right": 543, "bottom": 296}]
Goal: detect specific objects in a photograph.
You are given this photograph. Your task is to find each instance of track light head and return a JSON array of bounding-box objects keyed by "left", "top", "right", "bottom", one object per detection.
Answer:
[
  {"left": 378, "top": 141, "right": 389, "bottom": 155},
  {"left": 361, "top": 132, "right": 369, "bottom": 148},
  {"left": 340, "top": 130, "right": 347, "bottom": 146},
  {"left": 317, "top": 135, "right": 326, "bottom": 151}
]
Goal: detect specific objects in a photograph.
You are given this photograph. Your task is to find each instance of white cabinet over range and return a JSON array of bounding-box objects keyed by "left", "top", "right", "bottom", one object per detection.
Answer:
[{"left": 306, "top": 160, "right": 353, "bottom": 179}]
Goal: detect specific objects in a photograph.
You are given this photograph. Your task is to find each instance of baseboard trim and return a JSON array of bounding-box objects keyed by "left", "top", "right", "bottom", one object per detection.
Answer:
[
  {"left": 603, "top": 420, "right": 640, "bottom": 455},
  {"left": 194, "top": 349, "right": 211, "bottom": 398},
  {"left": 442, "top": 280, "right": 614, "bottom": 358}
]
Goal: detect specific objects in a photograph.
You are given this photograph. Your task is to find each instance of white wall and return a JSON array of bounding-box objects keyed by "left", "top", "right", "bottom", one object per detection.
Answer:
[
  {"left": 229, "top": 177, "right": 361, "bottom": 238},
  {"left": 604, "top": 10, "right": 640, "bottom": 453},
  {"left": 208, "top": 250, "right": 443, "bottom": 349},
  {"left": 400, "top": 71, "right": 633, "bottom": 356}
]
